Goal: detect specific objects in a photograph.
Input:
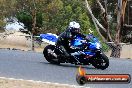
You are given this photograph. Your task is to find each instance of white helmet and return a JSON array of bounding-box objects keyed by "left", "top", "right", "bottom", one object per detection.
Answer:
[
  {"left": 69, "top": 21, "right": 80, "bottom": 29},
  {"left": 69, "top": 21, "right": 80, "bottom": 33}
]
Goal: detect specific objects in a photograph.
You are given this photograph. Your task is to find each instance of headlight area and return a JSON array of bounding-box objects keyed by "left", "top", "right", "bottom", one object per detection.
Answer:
[{"left": 96, "top": 43, "right": 101, "bottom": 49}]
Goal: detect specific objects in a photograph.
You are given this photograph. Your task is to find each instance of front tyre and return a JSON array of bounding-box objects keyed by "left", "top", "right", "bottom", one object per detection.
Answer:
[
  {"left": 91, "top": 53, "right": 109, "bottom": 70},
  {"left": 43, "top": 45, "right": 60, "bottom": 64}
]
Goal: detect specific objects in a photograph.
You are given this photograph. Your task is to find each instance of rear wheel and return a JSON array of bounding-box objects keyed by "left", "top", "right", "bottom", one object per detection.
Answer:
[
  {"left": 43, "top": 45, "right": 60, "bottom": 64},
  {"left": 91, "top": 53, "right": 109, "bottom": 70}
]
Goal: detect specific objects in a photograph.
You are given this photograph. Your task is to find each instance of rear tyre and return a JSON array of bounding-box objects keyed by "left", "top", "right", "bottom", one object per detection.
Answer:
[
  {"left": 91, "top": 53, "right": 109, "bottom": 70},
  {"left": 43, "top": 45, "right": 60, "bottom": 64}
]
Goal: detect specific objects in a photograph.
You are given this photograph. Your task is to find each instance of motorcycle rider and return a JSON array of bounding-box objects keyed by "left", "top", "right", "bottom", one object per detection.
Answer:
[{"left": 56, "top": 21, "right": 86, "bottom": 58}]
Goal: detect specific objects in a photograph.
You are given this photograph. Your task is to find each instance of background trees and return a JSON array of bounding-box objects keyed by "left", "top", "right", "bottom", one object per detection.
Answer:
[
  {"left": 0, "top": 0, "right": 131, "bottom": 57},
  {"left": 85, "top": 0, "right": 128, "bottom": 58},
  {"left": 0, "top": 0, "right": 17, "bottom": 27}
]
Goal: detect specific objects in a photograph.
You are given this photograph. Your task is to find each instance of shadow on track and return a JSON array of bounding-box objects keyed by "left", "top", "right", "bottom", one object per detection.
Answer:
[{"left": 40, "top": 61, "right": 95, "bottom": 70}]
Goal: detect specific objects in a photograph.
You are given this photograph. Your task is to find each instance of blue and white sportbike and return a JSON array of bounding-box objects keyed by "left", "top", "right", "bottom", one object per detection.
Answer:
[{"left": 41, "top": 33, "right": 109, "bottom": 70}]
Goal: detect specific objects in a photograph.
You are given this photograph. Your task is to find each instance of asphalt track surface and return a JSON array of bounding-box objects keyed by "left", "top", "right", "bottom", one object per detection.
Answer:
[{"left": 0, "top": 49, "right": 131, "bottom": 88}]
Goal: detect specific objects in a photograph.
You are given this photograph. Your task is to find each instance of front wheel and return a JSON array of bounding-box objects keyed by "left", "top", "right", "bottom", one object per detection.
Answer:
[
  {"left": 91, "top": 53, "right": 109, "bottom": 70},
  {"left": 43, "top": 45, "right": 60, "bottom": 64}
]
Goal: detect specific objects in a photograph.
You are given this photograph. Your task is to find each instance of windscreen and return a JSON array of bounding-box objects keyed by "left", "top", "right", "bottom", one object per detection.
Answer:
[{"left": 86, "top": 34, "right": 99, "bottom": 43}]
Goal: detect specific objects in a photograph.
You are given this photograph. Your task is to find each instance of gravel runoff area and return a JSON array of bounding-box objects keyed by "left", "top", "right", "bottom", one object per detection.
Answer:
[{"left": 0, "top": 77, "right": 86, "bottom": 88}]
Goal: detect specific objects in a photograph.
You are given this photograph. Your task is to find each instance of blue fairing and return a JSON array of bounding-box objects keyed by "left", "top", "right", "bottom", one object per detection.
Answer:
[
  {"left": 40, "top": 34, "right": 58, "bottom": 42},
  {"left": 71, "top": 35, "right": 98, "bottom": 50},
  {"left": 89, "top": 42, "right": 97, "bottom": 50},
  {"left": 71, "top": 36, "right": 83, "bottom": 46}
]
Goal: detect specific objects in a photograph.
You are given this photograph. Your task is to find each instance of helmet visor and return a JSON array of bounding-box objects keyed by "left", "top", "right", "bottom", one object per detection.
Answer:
[{"left": 74, "top": 28, "right": 80, "bottom": 33}]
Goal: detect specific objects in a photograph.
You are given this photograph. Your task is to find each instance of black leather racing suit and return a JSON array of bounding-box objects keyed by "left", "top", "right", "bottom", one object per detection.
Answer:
[{"left": 56, "top": 28, "right": 86, "bottom": 57}]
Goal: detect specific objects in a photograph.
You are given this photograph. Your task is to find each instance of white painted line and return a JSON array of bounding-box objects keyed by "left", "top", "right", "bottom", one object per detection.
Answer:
[{"left": 0, "top": 77, "right": 90, "bottom": 88}]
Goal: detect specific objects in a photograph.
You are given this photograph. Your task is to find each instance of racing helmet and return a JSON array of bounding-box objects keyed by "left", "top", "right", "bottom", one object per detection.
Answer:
[{"left": 69, "top": 21, "right": 80, "bottom": 33}]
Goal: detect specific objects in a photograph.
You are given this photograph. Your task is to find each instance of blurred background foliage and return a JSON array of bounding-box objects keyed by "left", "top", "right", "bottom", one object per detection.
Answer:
[
  {"left": 0, "top": 0, "right": 95, "bottom": 35},
  {"left": 0, "top": 0, "right": 131, "bottom": 51}
]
